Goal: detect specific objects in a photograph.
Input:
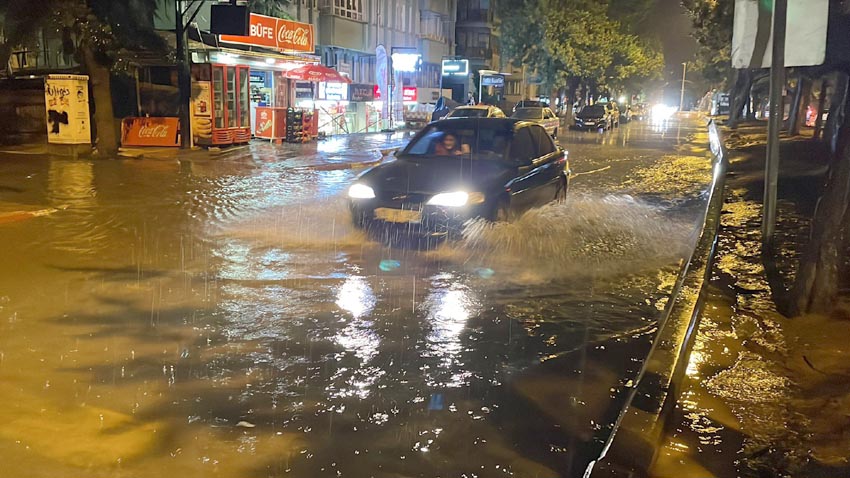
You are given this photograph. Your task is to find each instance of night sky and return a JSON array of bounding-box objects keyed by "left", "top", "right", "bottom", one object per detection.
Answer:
[{"left": 648, "top": 0, "right": 699, "bottom": 68}]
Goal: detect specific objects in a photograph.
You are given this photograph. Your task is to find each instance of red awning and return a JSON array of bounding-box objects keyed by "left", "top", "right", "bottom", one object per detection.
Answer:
[{"left": 284, "top": 64, "right": 351, "bottom": 83}]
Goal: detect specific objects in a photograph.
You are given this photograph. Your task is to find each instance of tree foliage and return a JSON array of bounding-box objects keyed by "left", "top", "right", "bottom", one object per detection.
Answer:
[
  {"left": 680, "top": 0, "right": 734, "bottom": 85},
  {"left": 496, "top": 0, "right": 664, "bottom": 96}
]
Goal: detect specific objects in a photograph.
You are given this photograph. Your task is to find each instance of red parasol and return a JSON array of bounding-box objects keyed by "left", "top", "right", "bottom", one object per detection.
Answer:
[{"left": 284, "top": 64, "right": 351, "bottom": 83}]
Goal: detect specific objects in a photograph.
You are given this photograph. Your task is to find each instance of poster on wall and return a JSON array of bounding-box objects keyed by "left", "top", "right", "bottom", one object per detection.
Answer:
[
  {"left": 192, "top": 81, "right": 212, "bottom": 142},
  {"left": 44, "top": 74, "right": 91, "bottom": 145},
  {"left": 376, "top": 45, "right": 388, "bottom": 119}
]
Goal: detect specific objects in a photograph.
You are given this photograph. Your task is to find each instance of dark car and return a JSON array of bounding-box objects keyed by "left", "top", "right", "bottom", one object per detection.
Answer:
[
  {"left": 348, "top": 118, "right": 570, "bottom": 243},
  {"left": 572, "top": 104, "right": 612, "bottom": 130}
]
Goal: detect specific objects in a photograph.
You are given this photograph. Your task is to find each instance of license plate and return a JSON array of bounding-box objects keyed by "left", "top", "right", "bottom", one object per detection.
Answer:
[
  {"left": 585, "top": 121, "right": 595, "bottom": 125},
  {"left": 374, "top": 208, "right": 421, "bottom": 223}
]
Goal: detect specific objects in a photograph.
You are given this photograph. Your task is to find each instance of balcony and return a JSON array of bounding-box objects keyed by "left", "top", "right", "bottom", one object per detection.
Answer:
[
  {"left": 455, "top": 46, "right": 493, "bottom": 60},
  {"left": 457, "top": 9, "right": 493, "bottom": 23},
  {"left": 419, "top": 0, "right": 451, "bottom": 16}
]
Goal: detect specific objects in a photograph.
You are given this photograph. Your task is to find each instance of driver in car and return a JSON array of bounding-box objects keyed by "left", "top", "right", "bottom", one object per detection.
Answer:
[{"left": 434, "top": 133, "right": 468, "bottom": 156}]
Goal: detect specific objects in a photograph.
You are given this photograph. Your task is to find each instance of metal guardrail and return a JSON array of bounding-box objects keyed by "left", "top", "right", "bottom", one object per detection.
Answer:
[{"left": 584, "top": 119, "right": 729, "bottom": 477}]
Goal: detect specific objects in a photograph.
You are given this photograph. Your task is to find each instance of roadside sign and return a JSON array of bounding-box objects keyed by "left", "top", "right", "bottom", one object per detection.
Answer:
[
  {"left": 442, "top": 59, "right": 469, "bottom": 77},
  {"left": 732, "top": 0, "right": 828, "bottom": 68},
  {"left": 44, "top": 74, "right": 91, "bottom": 145}
]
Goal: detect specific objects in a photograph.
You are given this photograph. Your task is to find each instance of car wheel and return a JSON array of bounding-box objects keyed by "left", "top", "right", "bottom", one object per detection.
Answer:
[{"left": 493, "top": 198, "right": 512, "bottom": 222}]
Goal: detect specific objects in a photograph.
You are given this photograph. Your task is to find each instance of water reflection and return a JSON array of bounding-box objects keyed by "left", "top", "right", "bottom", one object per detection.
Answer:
[{"left": 423, "top": 275, "right": 479, "bottom": 388}]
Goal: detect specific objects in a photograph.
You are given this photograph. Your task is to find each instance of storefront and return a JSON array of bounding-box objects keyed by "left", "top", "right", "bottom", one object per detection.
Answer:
[
  {"left": 348, "top": 84, "right": 382, "bottom": 134},
  {"left": 188, "top": 13, "right": 319, "bottom": 146}
]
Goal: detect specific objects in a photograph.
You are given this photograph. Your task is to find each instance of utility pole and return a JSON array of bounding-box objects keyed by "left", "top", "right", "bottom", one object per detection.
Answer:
[
  {"left": 762, "top": 0, "right": 788, "bottom": 250},
  {"left": 679, "top": 62, "right": 687, "bottom": 111},
  {"left": 175, "top": 0, "right": 192, "bottom": 148}
]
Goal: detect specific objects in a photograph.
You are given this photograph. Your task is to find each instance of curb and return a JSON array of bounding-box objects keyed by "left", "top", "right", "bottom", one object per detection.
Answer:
[{"left": 585, "top": 120, "right": 730, "bottom": 477}]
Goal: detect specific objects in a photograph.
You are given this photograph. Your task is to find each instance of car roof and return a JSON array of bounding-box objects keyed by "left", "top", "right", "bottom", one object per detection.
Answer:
[
  {"left": 432, "top": 117, "right": 530, "bottom": 129},
  {"left": 454, "top": 105, "right": 496, "bottom": 110}
]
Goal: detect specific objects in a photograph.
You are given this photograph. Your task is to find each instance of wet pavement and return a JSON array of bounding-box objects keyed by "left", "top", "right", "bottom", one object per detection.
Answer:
[{"left": 0, "top": 115, "right": 711, "bottom": 477}]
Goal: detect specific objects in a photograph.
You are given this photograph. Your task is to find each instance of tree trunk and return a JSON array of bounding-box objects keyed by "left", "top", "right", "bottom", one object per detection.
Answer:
[
  {"left": 729, "top": 69, "right": 754, "bottom": 128},
  {"left": 813, "top": 79, "right": 829, "bottom": 140},
  {"left": 787, "top": 72, "right": 810, "bottom": 136},
  {"left": 824, "top": 72, "right": 849, "bottom": 155},
  {"left": 81, "top": 45, "right": 118, "bottom": 155},
  {"left": 790, "top": 101, "right": 850, "bottom": 315},
  {"left": 0, "top": 43, "right": 13, "bottom": 77}
]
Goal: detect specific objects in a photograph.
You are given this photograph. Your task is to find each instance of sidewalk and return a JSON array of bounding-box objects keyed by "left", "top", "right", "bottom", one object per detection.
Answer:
[
  {"left": 0, "top": 130, "right": 416, "bottom": 170},
  {"left": 652, "top": 122, "right": 850, "bottom": 477}
]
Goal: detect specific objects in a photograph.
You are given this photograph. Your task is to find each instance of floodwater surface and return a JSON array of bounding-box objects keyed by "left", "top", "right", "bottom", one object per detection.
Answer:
[{"left": 0, "top": 116, "right": 711, "bottom": 477}]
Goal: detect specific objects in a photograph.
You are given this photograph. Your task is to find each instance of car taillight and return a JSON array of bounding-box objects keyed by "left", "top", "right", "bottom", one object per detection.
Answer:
[{"left": 556, "top": 152, "right": 567, "bottom": 164}]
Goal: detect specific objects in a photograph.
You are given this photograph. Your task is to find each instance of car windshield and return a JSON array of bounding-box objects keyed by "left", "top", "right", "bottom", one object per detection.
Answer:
[
  {"left": 512, "top": 108, "right": 543, "bottom": 119},
  {"left": 581, "top": 105, "right": 606, "bottom": 116},
  {"left": 400, "top": 121, "right": 513, "bottom": 161},
  {"left": 448, "top": 108, "right": 489, "bottom": 118}
]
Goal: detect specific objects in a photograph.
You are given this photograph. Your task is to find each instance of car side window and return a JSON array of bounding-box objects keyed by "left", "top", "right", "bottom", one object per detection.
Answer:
[
  {"left": 509, "top": 127, "right": 536, "bottom": 165},
  {"left": 529, "top": 125, "right": 555, "bottom": 157}
]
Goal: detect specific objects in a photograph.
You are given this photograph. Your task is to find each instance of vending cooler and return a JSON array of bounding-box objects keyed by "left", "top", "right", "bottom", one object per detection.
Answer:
[{"left": 192, "top": 63, "right": 251, "bottom": 146}]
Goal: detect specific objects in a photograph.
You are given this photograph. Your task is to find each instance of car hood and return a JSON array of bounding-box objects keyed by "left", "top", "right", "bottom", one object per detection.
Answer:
[{"left": 358, "top": 157, "right": 514, "bottom": 195}]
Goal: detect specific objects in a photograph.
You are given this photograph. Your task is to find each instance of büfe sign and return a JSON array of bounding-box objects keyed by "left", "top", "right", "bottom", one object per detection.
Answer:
[
  {"left": 121, "top": 117, "right": 180, "bottom": 147},
  {"left": 220, "top": 14, "right": 314, "bottom": 53}
]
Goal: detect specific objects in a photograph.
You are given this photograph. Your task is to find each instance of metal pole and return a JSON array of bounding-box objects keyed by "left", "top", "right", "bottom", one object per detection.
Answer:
[
  {"left": 478, "top": 74, "right": 483, "bottom": 104},
  {"left": 175, "top": 0, "right": 192, "bottom": 148},
  {"left": 679, "top": 62, "right": 687, "bottom": 111},
  {"left": 763, "top": 0, "right": 788, "bottom": 250}
]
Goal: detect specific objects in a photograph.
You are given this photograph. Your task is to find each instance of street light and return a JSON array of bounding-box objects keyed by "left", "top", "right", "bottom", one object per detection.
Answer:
[{"left": 679, "top": 62, "right": 687, "bottom": 111}]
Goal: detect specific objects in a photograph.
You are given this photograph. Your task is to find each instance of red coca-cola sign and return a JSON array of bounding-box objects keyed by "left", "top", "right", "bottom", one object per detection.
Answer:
[
  {"left": 220, "top": 14, "right": 314, "bottom": 53},
  {"left": 121, "top": 117, "right": 180, "bottom": 147}
]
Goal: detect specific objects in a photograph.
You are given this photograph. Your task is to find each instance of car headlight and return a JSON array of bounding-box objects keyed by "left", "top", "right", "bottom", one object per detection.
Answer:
[
  {"left": 427, "top": 191, "right": 485, "bottom": 207},
  {"left": 348, "top": 183, "right": 375, "bottom": 199}
]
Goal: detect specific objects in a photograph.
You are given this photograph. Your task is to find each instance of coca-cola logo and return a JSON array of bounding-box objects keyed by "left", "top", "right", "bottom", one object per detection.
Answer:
[
  {"left": 138, "top": 124, "right": 170, "bottom": 138},
  {"left": 277, "top": 25, "right": 311, "bottom": 47}
]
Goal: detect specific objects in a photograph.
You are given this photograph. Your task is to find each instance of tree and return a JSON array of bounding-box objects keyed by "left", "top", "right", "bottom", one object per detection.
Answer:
[
  {"left": 496, "top": 0, "right": 663, "bottom": 100},
  {"left": 0, "top": 0, "right": 54, "bottom": 76},
  {"left": 47, "top": 0, "right": 166, "bottom": 155}
]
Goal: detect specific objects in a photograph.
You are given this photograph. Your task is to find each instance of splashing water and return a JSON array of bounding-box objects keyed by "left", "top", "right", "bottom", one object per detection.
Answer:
[{"left": 455, "top": 194, "right": 694, "bottom": 281}]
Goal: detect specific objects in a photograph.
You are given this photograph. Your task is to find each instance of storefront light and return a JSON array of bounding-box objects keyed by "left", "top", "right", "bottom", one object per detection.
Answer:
[
  {"left": 265, "top": 57, "right": 276, "bottom": 65},
  {"left": 391, "top": 52, "right": 422, "bottom": 73}
]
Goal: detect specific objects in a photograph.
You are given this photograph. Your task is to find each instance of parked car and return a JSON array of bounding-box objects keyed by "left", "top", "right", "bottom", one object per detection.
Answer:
[
  {"left": 512, "top": 99, "right": 548, "bottom": 113},
  {"left": 348, "top": 118, "right": 570, "bottom": 243},
  {"left": 605, "top": 102, "right": 620, "bottom": 127},
  {"left": 445, "top": 105, "right": 507, "bottom": 119},
  {"left": 511, "top": 107, "right": 561, "bottom": 137},
  {"left": 572, "top": 104, "right": 612, "bottom": 130}
]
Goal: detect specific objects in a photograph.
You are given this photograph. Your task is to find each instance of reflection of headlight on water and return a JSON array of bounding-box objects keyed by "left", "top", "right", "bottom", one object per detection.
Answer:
[{"left": 651, "top": 104, "right": 677, "bottom": 123}]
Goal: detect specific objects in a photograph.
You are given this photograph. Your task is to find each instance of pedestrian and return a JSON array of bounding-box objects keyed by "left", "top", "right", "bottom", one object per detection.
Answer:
[{"left": 467, "top": 92, "right": 476, "bottom": 106}]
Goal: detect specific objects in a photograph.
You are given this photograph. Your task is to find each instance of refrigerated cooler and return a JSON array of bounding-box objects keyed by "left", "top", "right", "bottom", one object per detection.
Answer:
[{"left": 191, "top": 63, "right": 251, "bottom": 146}]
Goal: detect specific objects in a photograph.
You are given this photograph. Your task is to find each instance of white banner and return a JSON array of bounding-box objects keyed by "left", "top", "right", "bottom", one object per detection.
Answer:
[
  {"left": 393, "top": 68, "right": 403, "bottom": 126},
  {"left": 44, "top": 74, "right": 91, "bottom": 145},
  {"left": 732, "top": 0, "right": 828, "bottom": 69}
]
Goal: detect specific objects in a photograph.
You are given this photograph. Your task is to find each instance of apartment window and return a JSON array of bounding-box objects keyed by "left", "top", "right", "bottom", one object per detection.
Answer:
[
  {"left": 334, "top": 0, "right": 363, "bottom": 20},
  {"left": 477, "top": 33, "right": 489, "bottom": 48}
]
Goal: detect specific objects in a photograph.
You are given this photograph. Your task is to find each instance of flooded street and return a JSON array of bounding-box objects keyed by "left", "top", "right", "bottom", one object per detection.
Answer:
[{"left": 0, "top": 115, "right": 710, "bottom": 477}]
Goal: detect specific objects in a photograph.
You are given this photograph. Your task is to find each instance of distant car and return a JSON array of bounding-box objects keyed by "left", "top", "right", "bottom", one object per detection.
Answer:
[
  {"left": 630, "top": 103, "right": 648, "bottom": 121},
  {"left": 445, "top": 105, "right": 506, "bottom": 119},
  {"left": 572, "top": 104, "right": 612, "bottom": 130},
  {"left": 511, "top": 107, "right": 561, "bottom": 137},
  {"left": 605, "top": 102, "right": 620, "bottom": 128},
  {"left": 512, "top": 99, "right": 548, "bottom": 113},
  {"left": 348, "top": 118, "right": 570, "bottom": 243}
]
